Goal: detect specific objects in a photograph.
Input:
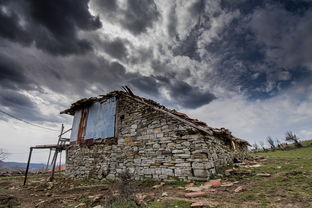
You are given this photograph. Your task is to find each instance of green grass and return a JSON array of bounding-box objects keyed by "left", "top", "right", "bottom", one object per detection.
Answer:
[
  {"left": 148, "top": 200, "right": 191, "bottom": 208},
  {"left": 167, "top": 180, "right": 190, "bottom": 187},
  {"left": 112, "top": 201, "right": 139, "bottom": 208},
  {"left": 235, "top": 144, "right": 312, "bottom": 206}
]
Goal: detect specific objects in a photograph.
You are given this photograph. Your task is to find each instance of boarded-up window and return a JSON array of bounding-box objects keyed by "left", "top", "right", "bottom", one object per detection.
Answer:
[
  {"left": 84, "top": 97, "right": 116, "bottom": 139},
  {"left": 70, "top": 110, "right": 81, "bottom": 142}
]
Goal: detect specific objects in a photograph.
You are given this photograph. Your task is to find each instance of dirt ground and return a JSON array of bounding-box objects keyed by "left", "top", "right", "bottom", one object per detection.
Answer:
[{"left": 1, "top": 145, "right": 312, "bottom": 208}]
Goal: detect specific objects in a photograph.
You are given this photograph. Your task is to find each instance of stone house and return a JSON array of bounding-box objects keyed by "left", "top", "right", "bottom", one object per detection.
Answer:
[{"left": 61, "top": 90, "right": 249, "bottom": 181}]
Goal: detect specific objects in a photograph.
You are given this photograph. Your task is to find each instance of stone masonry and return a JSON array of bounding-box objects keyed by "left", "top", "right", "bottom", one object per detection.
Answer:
[{"left": 65, "top": 93, "right": 248, "bottom": 181}]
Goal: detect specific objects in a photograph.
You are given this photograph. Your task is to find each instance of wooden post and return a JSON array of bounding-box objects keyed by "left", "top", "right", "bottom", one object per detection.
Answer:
[
  {"left": 46, "top": 148, "right": 52, "bottom": 171},
  {"left": 23, "top": 147, "right": 33, "bottom": 186},
  {"left": 50, "top": 151, "right": 58, "bottom": 181},
  {"left": 49, "top": 124, "right": 64, "bottom": 181},
  {"left": 59, "top": 151, "right": 62, "bottom": 171}
]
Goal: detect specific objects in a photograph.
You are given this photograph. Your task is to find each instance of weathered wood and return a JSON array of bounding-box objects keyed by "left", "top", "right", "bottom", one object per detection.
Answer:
[
  {"left": 50, "top": 124, "right": 64, "bottom": 181},
  {"left": 23, "top": 147, "right": 33, "bottom": 186},
  {"left": 34, "top": 144, "right": 68, "bottom": 149},
  {"left": 46, "top": 148, "right": 52, "bottom": 171}
]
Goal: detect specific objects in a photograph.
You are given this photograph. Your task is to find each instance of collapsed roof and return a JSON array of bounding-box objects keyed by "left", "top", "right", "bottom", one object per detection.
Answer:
[{"left": 61, "top": 90, "right": 250, "bottom": 146}]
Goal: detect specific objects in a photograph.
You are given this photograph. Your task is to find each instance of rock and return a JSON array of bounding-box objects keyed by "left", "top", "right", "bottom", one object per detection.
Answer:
[
  {"left": 221, "top": 182, "right": 233, "bottom": 187},
  {"left": 35, "top": 200, "right": 45, "bottom": 207},
  {"left": 92, "top": 205, "right": 104, "bottom": 208},
  {"left": 204, "top": 179, "right": 221, "bottom": 187},
  {"left": 193, "top": 169, "right": 209, "bottom": 177},
  {"left": 245, "top": 161, "right": 258, "bottom": 165},
  {"left": 153, "top": 182, "right": 165, "bottom": 189},
  {"left": 208, "top": 188, "right": 216, "bottom": 192},
  {"left": 92, "top": 194, "right": 104, "bottom": 203},
  {"left": 184, "top": 192, "right": 206, "bottom": 198},
  {"left": 45, "top": 192, "right": 52, "bottom": 197},
  {"left": 161, "top": 192, "right": 168, "bottom": 197},
  {"left": 185, "top": 183, "right": 195, "bottom": 188},
  {"left": 47, "top": 182, "right": 54, "bottom": 190},
  {"left": 224, "top": 169, "right": 234, "bottom": 176},
  {"left": 186, "top": 187, "right": 203, "bottom": 192},
  {"left": 234, "top": 186, "right": 244, "bottom": 193},
  {"left": 74, "top": 203, "right": 86, "bottom": 208},
  {"left": 248, "top": 164, "right": 261, "bottom": 168},
  {"left": 186, "top": 184, "right": 212, "bottom": 192},
  {"left": 135, "top": 193, "right": 147, "bottom": 202},
  {"left": 191, "top": 202, "right": 210, "bottom": 207},
  {"left": 256, "top": 173, "right": 271, "bottom": 177}
]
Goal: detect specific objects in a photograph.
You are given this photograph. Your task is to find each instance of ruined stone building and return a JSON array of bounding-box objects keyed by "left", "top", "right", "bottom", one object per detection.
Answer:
[{"left": 61, "top": 91, "right": 249, "bottom": 181}]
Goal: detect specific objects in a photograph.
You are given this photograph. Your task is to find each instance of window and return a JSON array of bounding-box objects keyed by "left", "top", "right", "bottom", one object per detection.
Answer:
[
  {"left": 69, "top": 97, "right": 116, "bottom": 142},
  {"left": 84, "top": 97, "right": 116, "bottom": 139}
]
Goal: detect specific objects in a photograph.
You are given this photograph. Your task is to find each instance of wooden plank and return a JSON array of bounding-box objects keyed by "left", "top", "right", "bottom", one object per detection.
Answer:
[{"left": 23, "top": 147, "right": 33, "bottom": 186}]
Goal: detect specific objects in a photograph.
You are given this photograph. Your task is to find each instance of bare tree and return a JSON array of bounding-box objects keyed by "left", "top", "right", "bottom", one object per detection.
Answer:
[
  {"left": 0, "top": 148, "right": 7, "bottom": 161},
  {"left": 267, "top": 136, "right": 276, "bottom": 151},
  {"left": 285, "top": 131, "right": 302, "bottom": 148},
  {"left": 259, "top": 141, "right": 265, "bottom": 151},
  {"left": 252, "top": 143, "right": 259, "bottom": 150},
  {"left": 275, "top": 138, "right": 281, "bottom": 149}
]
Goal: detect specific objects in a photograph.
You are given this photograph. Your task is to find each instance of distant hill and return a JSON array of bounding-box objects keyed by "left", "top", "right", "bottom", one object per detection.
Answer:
[
  {"left": 3, "top": 161, "right": 48, "bottom": 169},
  {"left": 0, "top": 161, "right": 50, "bottom": 175}
]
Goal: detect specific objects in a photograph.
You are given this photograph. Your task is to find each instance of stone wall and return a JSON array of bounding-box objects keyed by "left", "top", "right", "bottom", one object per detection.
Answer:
[{"left": 66, "top": 94, "right": 247, "bottom": 181}]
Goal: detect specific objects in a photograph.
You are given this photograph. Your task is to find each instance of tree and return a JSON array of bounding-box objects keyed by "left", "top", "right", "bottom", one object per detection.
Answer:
[
  {"left": 0, "top": 148, "right": 7, "bottom": 161},
  {"left": 252, "top": 143, "right": 259, "bottom": 150},
  {"left": 275, "top": 138, "right": 282, "bottom": 149},
  {"left": 285, "top": 131, "right": 302, "bottom": 148},
  {"left": 266, "top": 136, "right": 275, "bottom": 150},
  {"left": 259, "top": 141, "right": 265, "bottom": 151}
]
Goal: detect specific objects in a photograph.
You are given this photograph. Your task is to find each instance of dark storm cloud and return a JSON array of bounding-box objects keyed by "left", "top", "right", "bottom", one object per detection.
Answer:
[
  {"left": 130, "top": 61, "right": 216, "bottom": 108},
  {"left": 0, "top": 0, "right": 101, "bottom": 55},
  {"left": 0, "top": 54, "right": 35, "bottom": 91},
  {"left": 129, "top": 76, "right": 160, "bottom": 95},
  {"left": 93, "top": 0, "right": 160, "bottom": 34},
  {"left": 169, "top": 0, "right": 312, "bottom": 99},
  {"left": 121, "top": 0, "right": 160, "bottom": 34},
  {"left": 249, "top": 4, "right": 312, "bottom": 70},
  {"left": 1, "top": 0, "right": 312, "bottom": 125},
  {"left": 172, "top": 27, "right": 201, "bottom": 61},
  {"left": 167, "top": 80, "right": 216, "bottom": 108},
  {"left": 167, "top": 3, "right": 178, "bottom": 38},
  {"left": 129, "top": 75, "right": 216, "bottom": 109},
  {"left": 220, "top": 0, "right": 312, "bottom": 15},
  {"left": 0, "top": 2, "right": 31, "bottom": 45},
  {"left": 0, "top": 53, "right": 60, "bottom": 122},
  {"left": 188, "top": 0, "right": 205, "bottom": 17},
  {"left": 101, "top": 38, "right": 129, "bottom": 60}
]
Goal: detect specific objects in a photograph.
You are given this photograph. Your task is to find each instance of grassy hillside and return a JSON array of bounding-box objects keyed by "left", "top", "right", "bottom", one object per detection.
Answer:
[{"left": 0, "top": 143, "right": 311, "bottom": 207}]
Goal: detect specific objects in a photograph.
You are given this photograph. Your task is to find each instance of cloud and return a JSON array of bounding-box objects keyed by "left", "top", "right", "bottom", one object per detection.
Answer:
[
  {"left": 250, "top": 5, "right": 312, "bottom": 70},
  {"left": 1, "top": 0, "right": 312, "bottom": 162},
  {"left": 92, "top": 0, "right": 159, "bottom": 35},
  {"left": 101, "top": 38, "right": 129, "bottom": 60},
  {"left": 183, "top": 88, "right": 312, "bottom": 144},
  {"left": 165, "top": 80, "right": 216, "bottom": 108},
  {"left": 0, "top": 0, "right": 101, "bottom": 55},
  {"left": 167, "top": 2, "right": 178, "bottom": 38},
  {"left": 0, "top": 53, "right": 35, "bottom": 91}
]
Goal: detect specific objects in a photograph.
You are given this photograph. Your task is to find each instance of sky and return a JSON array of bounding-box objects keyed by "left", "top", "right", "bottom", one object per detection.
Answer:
[{"left": 0, "top": 0, "right": 312, "bottom": 163}]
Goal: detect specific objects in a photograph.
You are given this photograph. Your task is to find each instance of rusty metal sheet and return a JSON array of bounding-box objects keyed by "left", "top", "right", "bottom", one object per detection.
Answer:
[
  {"left": 85, "top": 97, "right": 116, "bottom": 139},
  {"left": 77, "top": 108, "right": 88, "bottom": 143}
]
